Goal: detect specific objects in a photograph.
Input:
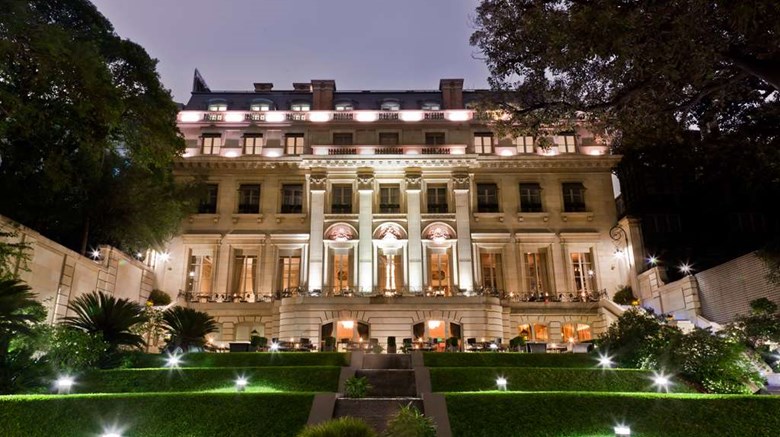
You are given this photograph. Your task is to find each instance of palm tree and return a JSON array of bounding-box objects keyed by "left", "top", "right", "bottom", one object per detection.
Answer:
[
  {"left": 0, "top": 279, "right": 43, "bottom": 340},
  {"left": 162, "top": 306, "right": 217, "bottom": 352},
  {"left": 62, "top": 291, "right": 147, "bottom": 351}
]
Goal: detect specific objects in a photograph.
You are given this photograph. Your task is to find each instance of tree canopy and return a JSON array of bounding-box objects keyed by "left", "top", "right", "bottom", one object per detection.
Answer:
[{"left": 0, "top": 0, "right": 198, "bottom": 253}]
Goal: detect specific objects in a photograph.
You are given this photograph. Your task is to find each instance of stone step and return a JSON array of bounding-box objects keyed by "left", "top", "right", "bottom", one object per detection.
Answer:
[
  {"left": 362, "top": 353, "right": 412, "bottom": 369},
  {"left": 334, "top": 398, "right": 423, "bottom": 433},
  {"left": 357, "top": 369, "right": 417, "bottom": 397}
]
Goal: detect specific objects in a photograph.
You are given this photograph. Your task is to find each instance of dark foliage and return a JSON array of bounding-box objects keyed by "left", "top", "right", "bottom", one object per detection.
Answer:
[
  {"left": 61, "top": 291, "right": 147, "bottom": 354},
  {"left": 161, "top": 306, "right": 217, "bottom": 352}
]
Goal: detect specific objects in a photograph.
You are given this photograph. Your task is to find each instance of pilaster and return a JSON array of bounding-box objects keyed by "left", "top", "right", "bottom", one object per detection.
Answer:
[
  {"left": 357, "top": 169, "right": 374, "bottom": 292},
  {"left": 452, "top": 170, "right": 473, "bottom": 291},
  {"left": 308, "top": 171, "right": 327, "bottom": 290},
  {"left": 406, "top": 170, "right": 423, "bottom": 293}
]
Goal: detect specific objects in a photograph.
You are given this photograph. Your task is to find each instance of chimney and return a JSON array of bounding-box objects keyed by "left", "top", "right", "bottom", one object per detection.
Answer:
[
  {"left": 439, "top": 79, "right": 464, "bottom": 109},
  {"left": 253, "top": 82, "right": 273, "bottom": 92},
  {"left": 292, "top": 82, "right": 311, "bottom": 91},
  {"left": 311, "top": 80, "right": 336, "bottom": 110}
]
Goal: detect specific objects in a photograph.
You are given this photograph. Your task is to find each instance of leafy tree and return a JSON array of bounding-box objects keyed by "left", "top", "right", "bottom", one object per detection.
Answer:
[
  {"left": 0, "top": 278, "right": 47, "bottom": 394},
  {"left": 61, "top": 291, "right": 147, "bottom": 356},
  {"left": 161, "top": 306, "right": 218, "bottom": 352},
  {"left": 612, "top": 286, "right": 636, "bottom": 306},
  {"left": 598, "top": 308, "right": 662, "bottom": 368},
  {"left": 0, "top": 230, "right": 30, "bottom": 281},
  {"left": 730, "top": 298, "right": 780, "bottom": 349},
  {"left": 0, "top": 0, "right": 199, "bottom": 253}
]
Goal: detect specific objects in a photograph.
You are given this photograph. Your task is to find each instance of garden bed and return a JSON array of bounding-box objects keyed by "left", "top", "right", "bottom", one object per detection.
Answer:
[{"left": 422, "top": 352, "right": 598, "bottom": 368}]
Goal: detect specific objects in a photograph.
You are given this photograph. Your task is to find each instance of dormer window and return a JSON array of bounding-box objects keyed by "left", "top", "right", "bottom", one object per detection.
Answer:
[
  {"left": 291, "top": 102, "right": 311, "bottom": 112},
  {"left": 250, "top": 99, "right": 274, "bottom": 111},
  {"left": 335, "top": 101, "right": 354, "bottom": 111},
  {"left": 207, "top": 99, "right": 227, "bottom": 111},
  {"left": 422, "top": 101, "right": 441, "bottom": 111},
  {"left": 380, "top": 100, "right": 400, "bottom": 111}
]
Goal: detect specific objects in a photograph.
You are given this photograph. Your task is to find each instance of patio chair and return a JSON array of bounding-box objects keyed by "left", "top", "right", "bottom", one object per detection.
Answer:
[
  {"left": 527, "top": 342, "right": 547, "bottom": 353},
  {"left": 466, "top": 338, "right": 482, "bottom": 352},
  {"left": 402, "top": 338, "right": 413, "bottom": 353}
]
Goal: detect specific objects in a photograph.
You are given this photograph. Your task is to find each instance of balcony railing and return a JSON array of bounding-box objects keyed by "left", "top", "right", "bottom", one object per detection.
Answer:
[
  {"left": 310, "top": 144, "right": 467, "bottom": 156},
  {"left": 179, "top": 109, "right": 476, "bottom": 124}
]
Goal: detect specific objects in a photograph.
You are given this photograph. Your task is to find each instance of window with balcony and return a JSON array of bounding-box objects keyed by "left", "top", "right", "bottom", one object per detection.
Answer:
[
  {"left": 515, "top": 136, "right": 535, "bottom": 154},
  {"left": 519, "top": 183, "right": 543, "bottom": 212},
  {"left": 380, "top": 99, "right": 400, "bottom": 111},
  {"left": 237, "top": 184, "right": 261, "bottom": 214},
  {"left": 281, "top": 184, "right": 303, "bottom": 213},
  {"left": 198, "top": 184, "right": 218, "bottom": 214},
  {"left": 425, "top": 132, "right": 445, "bottom": 146},
  {"left": 554, "top": 134, "right": 577, "bottom": 153},
  {"left": 331, "top": 185, "right": 353, "bottom": 213},
  {"left": 333, "top": 133, "right": 353, "bottom": 146},
  {"left": 243, "top": 133, "right": 263, "bottom": 155},
  {"left": 201, "top": 133, "right": 222, "bottom": 155},
  {"left": 278, "top": 254, "right": 301, "bottom": 290},
  {"left": 426, "top": 185, "right": 448, "bottom": 213},
  {"left": 474, "top": 132, "right": 494, "bottom": 154},
  {"left": 232, "top": 252, "right": 257, "bottom": 295},
  {"left": 284, "top": 133, "right": 305, "bottom": 155},
  {"left": 186, "top": 252, "right": 213, "bottom": 294},
  {"left": 571, "top": 252, "right": 595, "bottom": 293},
  {"left": 476, "top": 183, "right": 499, "bottom": 213},
  {"left": 422, "top": 101, "right": 441, "bottom": 110},
  {"left": 335, "top": 101, "right": 354, "bottom": 111},
  {"left": 480, "top": 252, "right": 504, "bottom": 290},
  {"left": 291, "top": 102, "right": 311, "bottom": 111},
  {"left": 207, "top": 100, "right": 227, "bottom": 111},
  {"left": 379, "top": 185, "right": 400, "bottom": 213},
  {"left": 331, "top": 253, "right": 351, "bottom": 291},
  {"left": 562, "top": 183, "right": 586, "bottom": 212},
  {"left": 379, "top": 132, "right": 399, "bottom": 146},
  {"left": 523, "top": 251, "right": 549, "bottom": 293}
]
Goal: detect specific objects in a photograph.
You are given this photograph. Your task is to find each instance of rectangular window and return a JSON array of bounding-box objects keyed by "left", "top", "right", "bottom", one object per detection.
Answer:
[
  {"left": 554, "top": 134, "right": 577, "bottom": 153},
  {"left": 379, "top": 132, "right": 399, "bottom": 146},
  {"left": 480, "top": 252, "right": 504, "bottom": 290},
  {"left": 426, "top": 185, "right": 448, "bottom": 213},
  {"left": 379, "top": 185, "right": 400, "bottom": 213},
  {"left": 424, "top": 132, "right": 445, "bottom": 146},
  {"left": 243, "top": 133, "right": 263, "bottom": 155},
  {"left": 428, "top": 252, "right": 451, "bottom": 294},
  {"left": 278, "top": 255, "right": 301, "bottom": 290},
  {"left": 201, "top": 133, "right": 222, "bottom": 155},
  {"left": 332, "top": 133, "right": 353, "bottom": 146},
  {"left": 285, "top": 133, "right": 305, "bottom": 155},
  {"left": 476, "top": 183, "right": 499, "bottom": 213},
  {"left": 232, "top": 253, "right": 257, "bottom": 294},
  {"left": 474, "top": 132, "right": 494, "bottom": 154},
  {"left": 524, "top": 252, "right": 549, "bottom": 293},
  {"left": 515, "top": 136, "right": 535, "bottom": 154},
  {"left": 562, "top": 183, "right": 586, "bottom": 212},
  {"left": 198, "top": 184, "right": 218, "bottom": 214},
  {"left": 331, "top": 253, "right": 350, "bottom": 291},
  {"left": 281, "top": 184, "right": 303, "bottom": 213},
  {"left": 519, "top": 183, "right": 543, "bottom": 212},
  {"left": 331, "top": 185, "right": 353, "bottom": 213},
  {"left": 571, "top": 252, "right": 595, "bottom": 293},
  {"left": 378, "top": 250, "right": 403, "bottom": 291},
  {"left": 186, "top": 254, "right": 213, "bottom": 294},
  {"left": 237, "top": 184, "right": 261, "bottom": 214}
]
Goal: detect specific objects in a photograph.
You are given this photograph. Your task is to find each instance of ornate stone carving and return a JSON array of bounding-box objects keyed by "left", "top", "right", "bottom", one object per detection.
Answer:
[
  {"left": 375, "top": 223, "right": 406, "bottom": 240},
  {"left": 405, "top": 170, "right": 423, "bottom": 191},
  {"left": 356, "top": 169, "right": 375, "bottom": 191},
  {"left": 309, "top": 171, "right": 327, "bottom": 191},
  {"left": 452, "top": 172, "right": 471, "bottom": 190},
  {"left": 326, "top": 224, "right": 354, "bottom": 241},
  {"left": 425, "top": 225, "right": 451, "bottom": 242}
]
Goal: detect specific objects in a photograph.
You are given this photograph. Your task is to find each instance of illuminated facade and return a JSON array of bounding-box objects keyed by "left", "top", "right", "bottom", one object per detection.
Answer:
[{"left": 154, "top": 72, "right": 643, "bottom": 349}]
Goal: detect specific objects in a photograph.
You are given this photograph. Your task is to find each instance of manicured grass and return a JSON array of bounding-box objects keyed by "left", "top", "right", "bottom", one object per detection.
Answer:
[
  {"left": 124, "top": 352, "right": 349, "bottom": 368},
  {"left": 0, "top": 392, "right": 313, "bottom": 437},
  {"left": 445, "top": 392, "right": 780, "bottom": 437},
  {"left": 429, "top": 367, "right": 694, "bottom": 393},
  {"left": 76, "top": 366, "right": 341, "bottom": 393},
  {"left": 422, "top": 352, "right": 599, "bottom": 368}
]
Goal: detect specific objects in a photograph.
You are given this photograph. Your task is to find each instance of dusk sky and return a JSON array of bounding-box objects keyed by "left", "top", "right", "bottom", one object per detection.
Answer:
[{"left": 90, "top": 0, "right": 491, "bottom": 103}]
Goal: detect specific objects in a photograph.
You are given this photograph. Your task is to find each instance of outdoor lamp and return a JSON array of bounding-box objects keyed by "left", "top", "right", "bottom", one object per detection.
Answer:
[
  {"left": 235, "top": 377, "right": 248, "bottom": 392},
  {"left": 496, "top": 377, "right": 507, "bottom": 390},
  {"left": 55, "top": 376, "right": 74, "bottom": 394},
  {"left": 270, "top": 342, "right": 280, "bottom": 352},
  {"left": 653, "top": 372, "right": 671, "bottom": 391},
  {"left": 598, "top": 354, "right": 613, "bottom": 368},
  {"left": 165, "top": 353, "right": 182, "bottom": 368},
  {"left": 614, "top": 425, "right": 631, "bottom": 436}
]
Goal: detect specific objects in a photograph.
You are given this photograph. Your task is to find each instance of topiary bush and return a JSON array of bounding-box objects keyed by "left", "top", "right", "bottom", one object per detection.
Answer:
[
  {"left": 147, "top": 289, "right": 172, "bottom": 306},
  {"left": 384, "top": 403, "right": 436, "bottom": 437},
  {"left": 297, "top": 417, "right": 377, "bottom": 437},
  {"left": 509, "top": 336, "right": 526, "bottom": 352},
  {"left": 612, "top": 285, "right": 635, "bottom": 305}
]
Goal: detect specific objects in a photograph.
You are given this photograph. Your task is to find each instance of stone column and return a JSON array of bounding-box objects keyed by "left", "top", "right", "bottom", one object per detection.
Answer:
[
  {"left": 505, "top": 233, "right": 519, "bottom": 293},
  {"left": 307, "top": 171, "right": 327, "bottom": 290},
  {"left": 357, "top": 169, "right": 374, "bottom": 293},
  {"left": 405, "top": 170, "right": 423, "bottom": 293},
  {"left": 452, "top": 171, "right": 474, "bottom": 291},
  {"left": 214, "top": 238, "right": 231, "bottom": 296}
]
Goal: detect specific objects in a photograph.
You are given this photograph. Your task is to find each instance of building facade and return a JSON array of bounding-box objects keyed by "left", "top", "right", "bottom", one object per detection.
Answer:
[{"left": 154, "top": 72, "right": 640, "bottom": 349}]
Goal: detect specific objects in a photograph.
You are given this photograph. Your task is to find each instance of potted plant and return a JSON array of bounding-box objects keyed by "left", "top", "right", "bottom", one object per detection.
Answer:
[
  {"left": 323, "top": 336, "right": 336, "bottom": 352},
  {"left": 387, "top": 336, "right": 397, "bottom": 354},
  {"left": 509, "top": 336, "right": 526, "bottom": 352}
]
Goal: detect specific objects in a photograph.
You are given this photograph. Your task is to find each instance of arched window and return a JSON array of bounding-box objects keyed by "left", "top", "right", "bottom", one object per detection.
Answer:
[
  {"left": 422, "top": 101, "right": 441, "bottom": 111},
  {"left": 335, "top": 101, "right": 354, "bottom": 111},
  {"left": 561, "top": 323, "right": 592, "bottom": 342},
  {"left": 250, "top": 99, "right": 274, "bottom": 111},
  {"left": 207, "top": 99, "right": 227, "bottom": 111},
  {"left": 290, "top": 101, "right": 311, "bottom": 111},
  {"left": 380, "top": 99, "right": 400, "bottom": 111}
]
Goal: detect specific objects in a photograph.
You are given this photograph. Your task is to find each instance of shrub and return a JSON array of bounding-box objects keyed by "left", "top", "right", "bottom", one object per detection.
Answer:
[
  {"left": 423, "top": 352, "right": 596, "bottom": 368},
  {"left": 147, "top": 289, "right": 171, "bottom": 306},
  {"left": 297, "top": 417, "right": 377, "bottom": 437},
  {"left": 598, "top": 308, "right": 662, "bottom": 368},
  {"left": 509, "top": 336, "right": 526, "bottom": 351},
  {"left": 384, "top": 403, "right": 436, "bottom": 437},
  {"left": 730, "top": 298, "right": 780, "bottom": 349},
  {"left": 162, "top": 306, "right": 217, "bottom": 352},
  {"left": 344, "top": 376, "right": 371, "bottom": 398},
  {"left": 120, "top": 352, "right": 349, "bottom": 368},
  {"left": 42, "top": 326, "right": 107, "bottom": 373},
  {"left": 250, "top": 335, "right": 268, "bottom": 350},
  {"left": 61, "top": 291, "right": 147, "bottom": 355},
  {"left": 613, "top": 285, "right": 635, "bottom": 305}
]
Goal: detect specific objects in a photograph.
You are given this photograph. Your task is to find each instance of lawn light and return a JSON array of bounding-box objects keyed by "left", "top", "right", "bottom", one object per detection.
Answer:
[
  {"left": 269, "top": 342, "right": 280, "bottom": 352},
  {"left": 55, "top": 376, "right": 74, "bottom": 394},
  {"left": 489, "top": 343, "right": 499, "bottom": 351},
  {"left": 235, "top": 377, "right": 248, "bottom": 392},
  {"left": 598, "top": 354, "right": 613, "bottom": 368},
  {"left": 496, "top": 377, "right": 507, "bottom": 390},
  {"left": 100, "top": 425, "right": 124, "bottom": 437},
  {"left": 165, "top": 353, "right": 182, "bottom": 368},
  {"left": 614, "top": 425, "right": 631, "bottom": 436},
  {"left": 653, "top": 372, "right": 671, "bottom": 391}
]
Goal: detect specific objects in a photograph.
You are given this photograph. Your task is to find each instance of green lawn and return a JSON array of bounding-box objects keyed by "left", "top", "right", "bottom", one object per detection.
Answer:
[
  {"left": 445, "top": 392, "right": 780, "bottom": 437},
  {"left": 423, "top": 352, "right": 598, "bottom": 368},
  {"left": 0, "top": 392, "right": 314, "bottom": 437},
  {"left": 430, "top": 367, "right": 693, "bottom": 393},
  {"left": 124, "top": 352, "right": 349, "bottom": 368},
  {"left": 77, "top": 366, "right": 341, "bottom": 393}
]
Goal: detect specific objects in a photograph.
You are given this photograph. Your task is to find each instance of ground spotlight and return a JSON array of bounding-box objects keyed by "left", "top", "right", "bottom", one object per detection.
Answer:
[
  {"left": 652, "top": 372, "right": 671, "bottom": 391},
  {"left": 598, "top": 354, "right": 613, "bottom": 368},
  {"left": 496, "top": 376, "right": 507, "bottom": 390},
  {"left": 165, "top": 353, "right": 182, "bottom": 368},
  {"left": 269, "top": 342, "right": 280, "bottom": 352},
  {"left": 55, "top": 376, "right": 74, "bottom": 394},
  {"left": 614, "top": 424, "right": 631, "bottom": 436},
  {"left": 235, "top": 377, "right": 248, "bottom": 392}
]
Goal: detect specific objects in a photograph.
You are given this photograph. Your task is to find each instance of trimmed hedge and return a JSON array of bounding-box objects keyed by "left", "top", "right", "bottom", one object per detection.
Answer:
[
  {"left": 77, "top": 366, "right": 341, "bottom": 393},
  {"left": 446, "top": 392, "right": 780, "bottom": 437},
  {"left": 422, "top": 352, "right": 598, "bottom": 368},
  {"left": 429, "top": 367, "right": 694, "bottom": 393},
  {"left": 124, "top": 352, "right": 349, "bottom": 368},
  {"left": 0, "top": 392, "right": 313, "bottom": 437}
]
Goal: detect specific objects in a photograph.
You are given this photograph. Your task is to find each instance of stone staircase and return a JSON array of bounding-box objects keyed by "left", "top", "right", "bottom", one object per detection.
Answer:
[{"left": 333, "top": 354, "right": 423, "bottom": 433}]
